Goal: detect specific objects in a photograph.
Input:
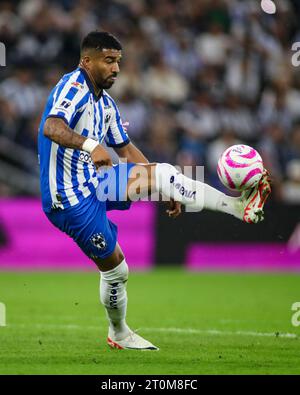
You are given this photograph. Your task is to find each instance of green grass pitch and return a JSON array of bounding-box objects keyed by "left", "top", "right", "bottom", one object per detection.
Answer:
[{"left": 0, "top": 269, "right": 299, "bottom": 375}]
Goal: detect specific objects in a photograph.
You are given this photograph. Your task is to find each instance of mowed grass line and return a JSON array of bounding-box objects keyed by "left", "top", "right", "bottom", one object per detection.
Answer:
[{"left": 0, "top": 269, "right": 299, "bottom": 374}]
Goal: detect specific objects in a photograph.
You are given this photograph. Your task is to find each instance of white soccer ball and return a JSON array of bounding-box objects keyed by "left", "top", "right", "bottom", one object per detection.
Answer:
[{"left": 217, "top": 144, "right": 264, "bottom": 192}]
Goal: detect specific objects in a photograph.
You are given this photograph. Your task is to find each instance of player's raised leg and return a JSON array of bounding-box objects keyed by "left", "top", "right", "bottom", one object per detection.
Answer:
[{"left": 126, "top": 163, "right": 271, "bottom": 224}]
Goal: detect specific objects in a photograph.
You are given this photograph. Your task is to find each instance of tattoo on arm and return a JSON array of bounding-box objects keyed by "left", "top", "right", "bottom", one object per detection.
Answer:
[{"left": 43, "top": 117, "right": 86, "bottom": 150}]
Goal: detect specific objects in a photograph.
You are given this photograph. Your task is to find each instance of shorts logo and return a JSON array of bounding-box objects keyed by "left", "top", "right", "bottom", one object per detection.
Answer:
[{"left": 90, "top": 233, "right": 107, "bottom": 250}]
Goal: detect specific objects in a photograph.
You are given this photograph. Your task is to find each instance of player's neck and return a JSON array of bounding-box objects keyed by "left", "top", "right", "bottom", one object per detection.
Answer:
[
  {"left": 79, "top": 63, "right": 102, "bottom": 98},
  {"left": 88, "top": 72, "right": 101, "bottom": 97}
]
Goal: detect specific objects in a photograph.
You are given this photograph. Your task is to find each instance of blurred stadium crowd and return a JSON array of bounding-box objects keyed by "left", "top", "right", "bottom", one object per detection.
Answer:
[{"left": 0, "top": 0, "right": 300, "bottom": 202}]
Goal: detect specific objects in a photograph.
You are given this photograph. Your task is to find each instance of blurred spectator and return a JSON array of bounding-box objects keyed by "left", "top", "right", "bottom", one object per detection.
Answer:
[
  {"left": 110, "top": 59, "right": 143, "bottom": 98},
  {"left": 225, "top": 36, "right": 262, "bottom": 103},
  {"left": 258, "top": 79, "right": 293, "bottom": 132},
  {"left": 177, "top": 91, "right": 220, "bottom": 139},
  {"left": 142, "top": 55, "right": 189, "bottom": 105},
  {"left": 258, "top": 124, "right": 289, "bottom": 181},
  {"left": 288, "top": 124, "right": 300, "bottom": 161},
  {"left": 195, "top": 22, "right": 230, "bottom": 67},
  {"left": 161, "top": 30, "right": 202, "bottom": 80},
  {"left": 0, "top": 65, "right": 44, "bottom": 118},
  {"left": 0, "top": 1, "right": 23, "bottom": 54},
  {"left": 143, "top": 109, "right": 177, "bottom": 163},
  {"left": 0, "top": 98, "right": 20, "bottom": 140},
  {"left": 117, "top": 90, "right": 148, "bottom": 143},
  {"left": 206, "top": 129, "right": 241, "bottom": 175},
  {"left": 219, "top": 94, "right": 256, "bottom": 140},
  {"left": 281, "top": 160, "right": 300, "bottom": 203}
]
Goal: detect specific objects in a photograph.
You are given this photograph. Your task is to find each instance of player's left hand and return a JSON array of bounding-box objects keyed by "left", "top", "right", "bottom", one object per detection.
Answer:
[
  {"left": 122, "top": 121, "right": 129, "bottom": 133},
  {"left": 166, "top": 199, "right": 182, "bottom": 218}
]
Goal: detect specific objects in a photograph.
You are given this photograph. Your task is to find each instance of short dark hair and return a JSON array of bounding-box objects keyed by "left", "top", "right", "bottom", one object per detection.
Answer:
[{"left": 81, "top": 31, "right": 122, "bottom": 54}]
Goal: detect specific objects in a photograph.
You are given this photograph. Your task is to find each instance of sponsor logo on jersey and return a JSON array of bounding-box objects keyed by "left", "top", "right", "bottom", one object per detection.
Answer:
[
  {"left": 79, "top": 152, "right": 92, "bottom": 164},
  {"left": 71, "top": 81, "right": 84, "bottom": 89}
]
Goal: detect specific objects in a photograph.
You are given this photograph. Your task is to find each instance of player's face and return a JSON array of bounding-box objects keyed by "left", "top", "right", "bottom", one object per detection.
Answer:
[{"left": 89, "top": 49, "right": 122, "bottom": 90}]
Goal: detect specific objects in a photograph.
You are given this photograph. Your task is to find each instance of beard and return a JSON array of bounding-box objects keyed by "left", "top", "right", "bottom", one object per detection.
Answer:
[
  {"left": 101, "top": 80, "right": 115, "bottom": 89},
  {"left": 97, "top": 75, "right": 117, "bottom": 90}
]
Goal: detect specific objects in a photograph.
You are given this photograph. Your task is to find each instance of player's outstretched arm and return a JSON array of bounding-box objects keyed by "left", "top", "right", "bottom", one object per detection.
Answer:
[
  {"left": 43, "top": 117, "right": 112, "bottom": 168},
  {"left": 114, "top": 142, "right": 149, "bottom": 164}
]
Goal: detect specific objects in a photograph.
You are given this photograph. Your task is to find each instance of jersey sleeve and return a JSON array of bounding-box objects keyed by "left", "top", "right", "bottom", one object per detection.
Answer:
[
  {"left": 46, "top": 73, "right": 88, "bottom": 127},
  {"left": 104, "top": 98, "right": 130, "bottom": 148}
]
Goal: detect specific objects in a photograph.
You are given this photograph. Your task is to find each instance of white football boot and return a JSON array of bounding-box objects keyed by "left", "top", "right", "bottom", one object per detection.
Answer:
[
  {"left": 240, "top": 169, "right": 272, "bottom": 224},
  {"left": 107, "top": 330, "right": 159, "bottom": 351}
]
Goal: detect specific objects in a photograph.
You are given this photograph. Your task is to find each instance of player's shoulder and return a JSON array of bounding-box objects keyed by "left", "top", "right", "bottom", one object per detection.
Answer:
[{"left": 56, "top": 68, "right": 88, "bottom": 93}]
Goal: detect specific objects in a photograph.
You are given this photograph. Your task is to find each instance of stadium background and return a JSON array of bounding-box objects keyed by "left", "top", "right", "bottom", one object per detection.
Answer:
[
  {"left": 0, "top": 0, "right": 300, "bottom": 376},
  {"left": 0, "top": 0, "right": 299, "bottom": 270}
]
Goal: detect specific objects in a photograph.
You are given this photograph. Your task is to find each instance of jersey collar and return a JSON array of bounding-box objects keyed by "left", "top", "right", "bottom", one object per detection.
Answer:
[{"left": 79, "top": 67, "right": 103, "bottom": 102}]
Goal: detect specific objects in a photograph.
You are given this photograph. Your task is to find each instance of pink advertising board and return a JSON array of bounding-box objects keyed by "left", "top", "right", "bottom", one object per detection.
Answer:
[
  {"left": 0, "top": 199, "right": 155, "bottom": 271},
  {"left": 186, "top": 243, "right": 300, "bottom": 271}
]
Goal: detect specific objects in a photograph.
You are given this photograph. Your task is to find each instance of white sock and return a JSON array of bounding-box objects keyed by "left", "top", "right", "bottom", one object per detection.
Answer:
[
  {"left": 155, "top": 163, "right": 242, "bottom": 219},
  {"left": 99, "top": 260, "right": 131, "bottom": 341},
  {"left": 204, "top": 182, "right": 243, "bottom": 219}
]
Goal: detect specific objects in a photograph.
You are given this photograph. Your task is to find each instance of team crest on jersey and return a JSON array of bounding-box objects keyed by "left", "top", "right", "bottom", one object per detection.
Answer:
[
  {"left": 90, "top": 233, "right": 107, "bottom": 250},
  {"left": 104, "top": 113, "right": 111, "bottom": 124}
]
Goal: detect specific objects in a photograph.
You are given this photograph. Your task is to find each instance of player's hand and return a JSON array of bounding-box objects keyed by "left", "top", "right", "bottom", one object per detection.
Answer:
[
  {"left": 166, "top": 199, "right": 182, "bottom": 218},
  {"left": 91, "top": 145, "right": 113, "bottom": 169},
  {"left": 122, "top": 121, "right": 129, "bottom": 133}
]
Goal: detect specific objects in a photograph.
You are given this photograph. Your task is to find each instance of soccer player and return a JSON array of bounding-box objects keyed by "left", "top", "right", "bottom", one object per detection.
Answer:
[{"left": 38, "top": 31, "right": 271, "bottom": 350}]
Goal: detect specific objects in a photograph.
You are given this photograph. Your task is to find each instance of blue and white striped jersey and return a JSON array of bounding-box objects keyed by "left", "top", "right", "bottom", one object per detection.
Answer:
[{"left": 38, "top": 67, "right": 130, "bottom": 212}]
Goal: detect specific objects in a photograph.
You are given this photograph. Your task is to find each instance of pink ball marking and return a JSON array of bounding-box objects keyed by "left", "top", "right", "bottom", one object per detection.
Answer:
[
  {"left": 217, "top": 163, "right": 222, "bottom": 178},
  {"left": 225, "top": 151, "right": 262, "bottom": 168},
  {"left": 240, "top": 167, "right": 263, "bottom": 188},
  {"left": 223, "top": 165, "right": 236, "bottom": 190},
  {"left": 239, "top": 148, "right": 258, "bottom": 160}
]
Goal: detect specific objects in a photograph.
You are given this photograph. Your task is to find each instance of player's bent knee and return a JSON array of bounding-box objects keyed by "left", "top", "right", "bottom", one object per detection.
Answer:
[
  {"left": 116, "top": 259, "right": 129, "bottom": 282},
  {"left": 100, "top": 259, "right": 129, "bottom": 283}
]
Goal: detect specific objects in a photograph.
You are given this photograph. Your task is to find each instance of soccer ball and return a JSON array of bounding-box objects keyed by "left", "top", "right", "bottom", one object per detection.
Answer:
[{"left": 217, "top": 144, "right": 264, "bottom": 192}]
